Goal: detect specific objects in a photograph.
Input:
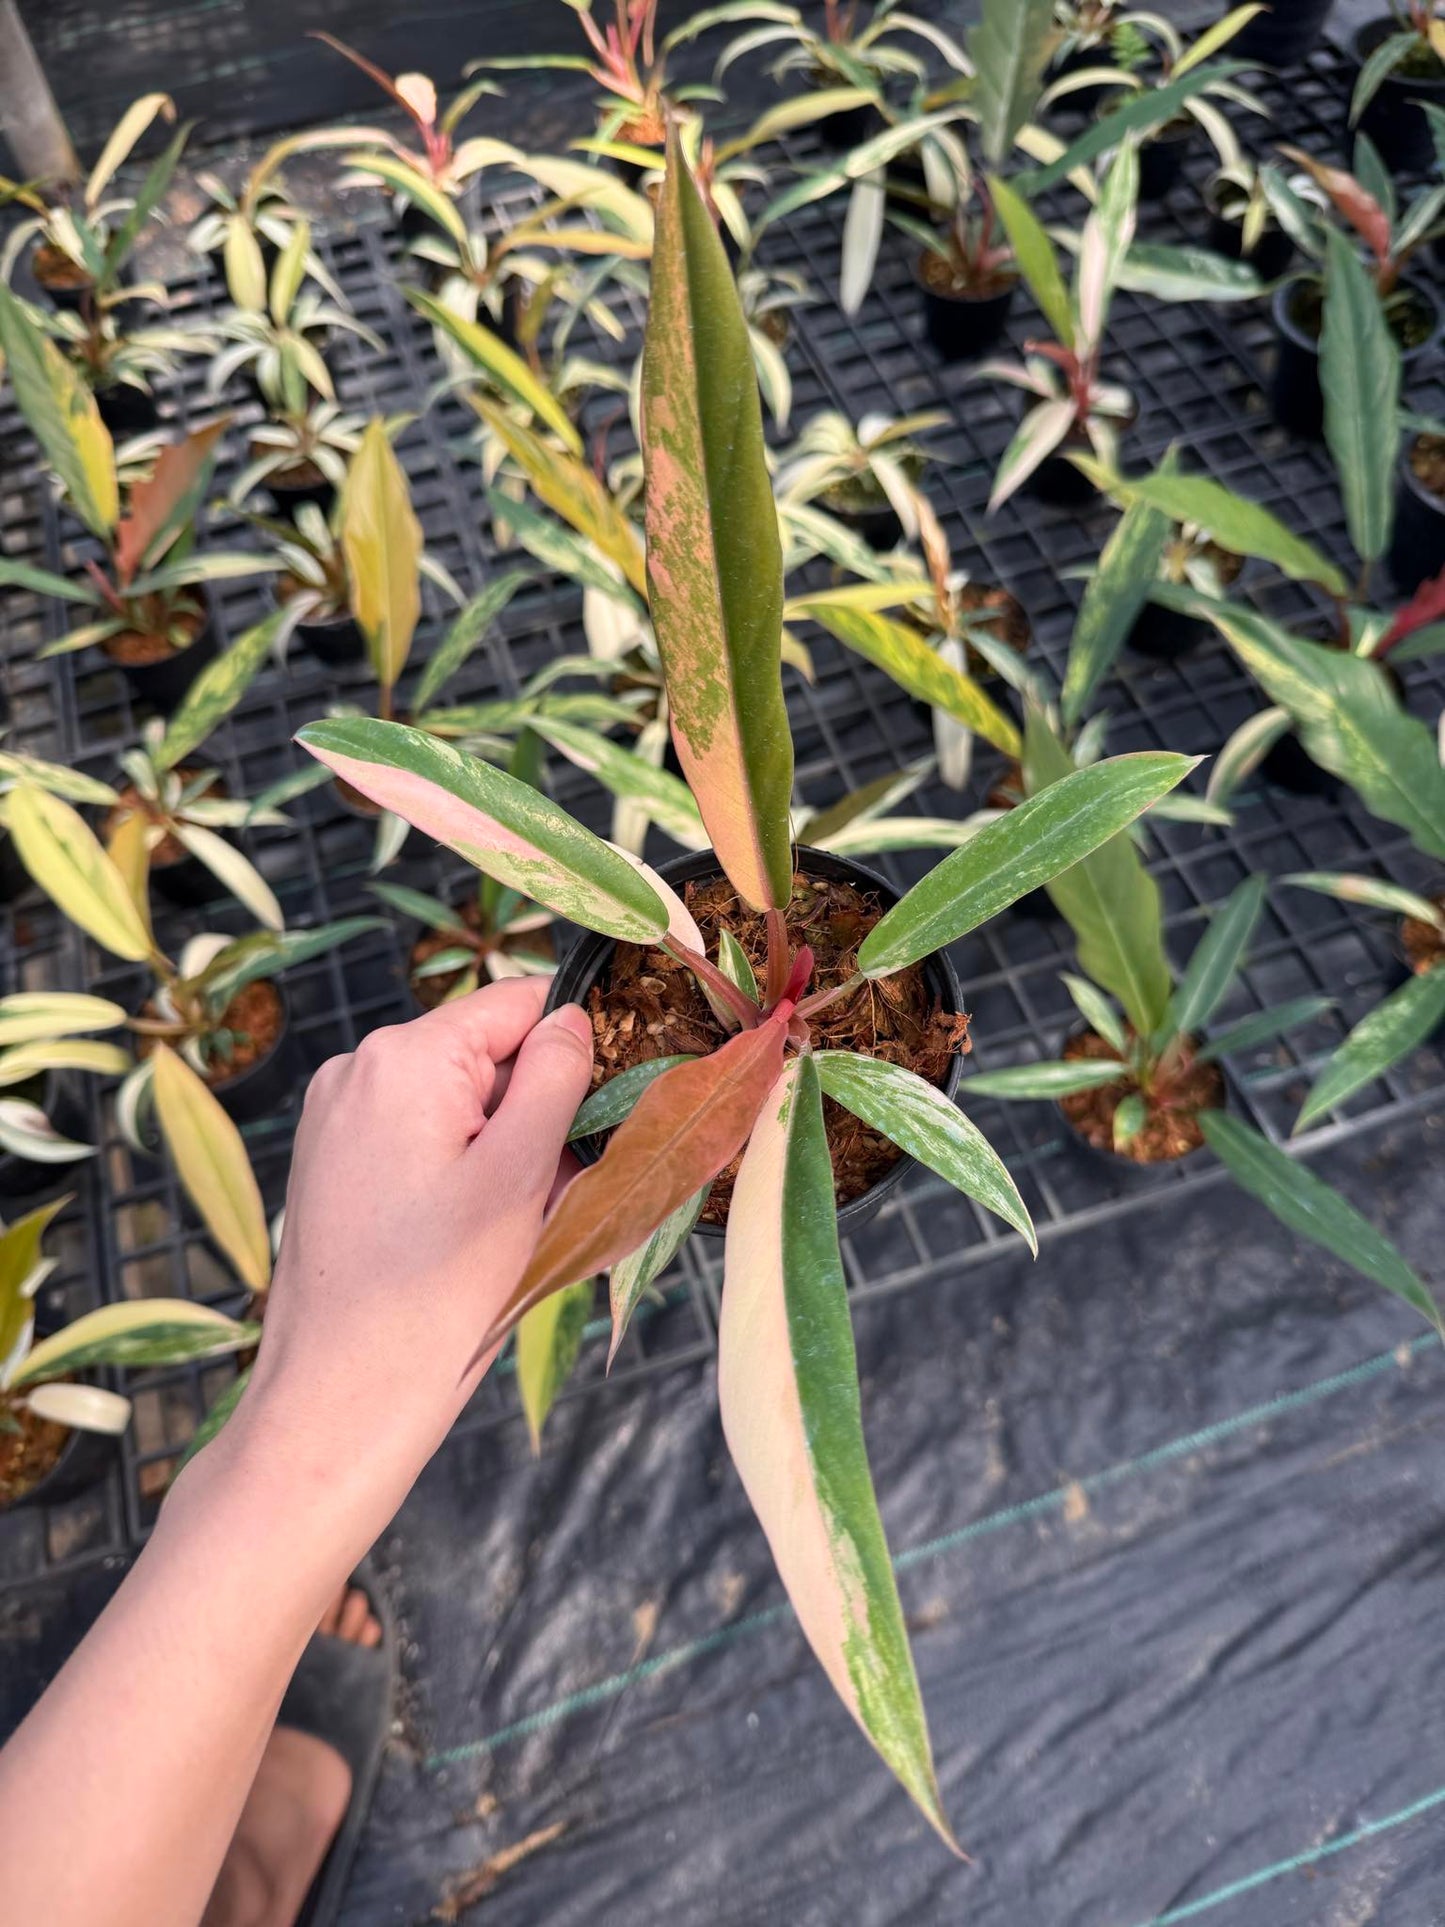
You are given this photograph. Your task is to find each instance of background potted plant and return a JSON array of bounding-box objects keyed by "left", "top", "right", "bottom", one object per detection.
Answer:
[
  {"left": 0, "top": 993, "right": 131, "bottom": 1193},
  {"left": 894, "top": 153, "right": 1020, "bottom": 360},
  {"left": 1349, "top": 0, "right": 1445, "bottom": 173},
  {"left": 289, "top": 128, "right": 1196, "bottom": 1840},
  {"left": 773, "top": 406, "right": 943, "bottom": 547}
]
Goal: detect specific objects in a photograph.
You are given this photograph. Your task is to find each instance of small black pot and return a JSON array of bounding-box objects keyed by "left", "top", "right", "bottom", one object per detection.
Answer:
[
  {"left": 1137, "top": 119, "right": 1194, "bottom": 202},
  {"left": 1204, "top": 207, "right": 1295, "bottom": 282},
  {"left": 4, "top": 1297, "right": 121, "bottom": 1513},
  {"left": 1030, "top": 440, "right": 1103, "bottom": 508},
  {"left": 94, "top": 383, "right": 159, "bottom": 437},
  {"left": 208, "top": 985, "right": 297, "bottom": 1126},
  {"left": 1233, "top": 0, "right": 1336, "bottom": 65},
  {"left": 0, "top": 1072, "right": 88, "bottom": 1200},
  {"left": 1127, "top": 597, "right": 1214, "bottom": 662},
  {"left": 0, "top": 830, "right": 33, "bottom": 906},
  {"left": 820, "top": 490, "right": 903, "bottom": 550},
  {"left": 1269, "top": 276, "right": 1443, "bottom": 439},
  {"left": 150, "top": 840, "right": 227, "bottom": 912},
  {"left": 263, "top": 465, "right": 337, "bottom": 523},
  {"left": 1046, "top": 44, "right": 1128, "bottom": 120},
  {"left": 915, "top": 256, "right": 1017, "bottom": 361},
  {"left": 1053, "top": 1024, "right": 1224, "bottom": 1181},
  {"left": 1351, "top": 19, "right": 1445, "bottom": 176},
  {"left": 102, "top": 615, "right": 219, "bottom": 713},
  {"left": 549, "top": 845, "right": 965, "bottom": 1238},
  {"left": 813, "top": 95, "right": 885, "bottom": 152},
  {"left": 1388, "top": 439, "right": 1445, "bottom": 595},
  {"left": 295, "top": 609, "right": 366, "bottom": 667},
  {"left": 1259, "top": 715, "right": 1342, "bottom": 798}
]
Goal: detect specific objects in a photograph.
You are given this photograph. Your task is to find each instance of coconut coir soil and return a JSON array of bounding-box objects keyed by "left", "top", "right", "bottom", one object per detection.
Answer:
[
  {"left": 1059, "top": 1028, "right": 1224, "bottom": 1164},
  {"left": 1402, "top": 897, "right": 1445, "bottom": 976},
  {"left": 0, "top": 1404, "right": 69, "bottom": 1507},
  {"left": 586, "top": 872, "right": 970, "bottom": 1223}
]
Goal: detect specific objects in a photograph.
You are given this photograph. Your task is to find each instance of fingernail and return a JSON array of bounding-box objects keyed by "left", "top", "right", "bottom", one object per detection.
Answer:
[{"left": 550, "top": 1003, "right": 593, "bottom": 1046}]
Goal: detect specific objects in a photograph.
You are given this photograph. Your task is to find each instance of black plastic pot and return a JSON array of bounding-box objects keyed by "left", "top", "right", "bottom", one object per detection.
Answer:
[
  {"left": 4, "top": 1299, "right": 121, "bottom": 1513},
  {"left": 820, "top": 489, "right": 903, "bottom": 550},
  {"left": 295, "top": 608, "right": 366, "bottom": 667},
  {"left": 150, "top": 840, "right": 226, "bottom": 912},
  {"left": 1053, "top": 1024, "right": 1224, "bottom": 1182},
  {"left": 915, "top": 255, "right": 1016, "bottom": 361},
  {"left": 1388, "top": 439, "right": 1445, "bottom": 595},
  {"left": 548, "top": 845, "right": 965, "bottom": 1238},
  {"left": 1204, "top": 207, "right": 1294, "bottom": 283},
  {"left": 208, "top": 985, "right": 297, "bottom": 1126},
  {"left": 0, "top": 1072, "right": 88, "bottom": 1200},
  {"left": 1126, "top": 597, "right": 1215, "bottom": 662},
  {"left": 1137, "top": 119, "right": 1194, "bottom": 202},
  {"left": 1030, "top": 438, "right": 1103, "bottom": 508},
  {"left": 0, "top": 831, "right": 31, "bottom": 906},
  {"left": 262, "top": 464, "right": 337, "bottom": 523},
  {"left": 101, "top": 614, "right": 218, "bottom": 713},
  {"left": 1351, "top": 18, "right": 1445, "bottom": 175},
  {"left": 1269, "top": 276, "right": 1443, "bottom": 439},
  {"left": 814, "top": 95, "right": 885, "bottom": 152},
  {"left": 94, "top": 382, "right": 159, "bottom": 437},
  {"left": 1259, "top": 714, "right": 1342, "bottom": 798},
  {"left": 1232, "top": 0, "right": 1336, "bottom": 65}
]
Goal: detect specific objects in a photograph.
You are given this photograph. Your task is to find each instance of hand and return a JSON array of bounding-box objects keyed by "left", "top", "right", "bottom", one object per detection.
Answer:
[{"left": 184, "top": 980, "right": 593, "bottom": 1531}]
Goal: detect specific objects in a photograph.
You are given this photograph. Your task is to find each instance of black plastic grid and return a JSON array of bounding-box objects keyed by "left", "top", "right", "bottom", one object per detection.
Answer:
[{"left": 1, "top": 39, "right": 1443, "bottom": 1575}]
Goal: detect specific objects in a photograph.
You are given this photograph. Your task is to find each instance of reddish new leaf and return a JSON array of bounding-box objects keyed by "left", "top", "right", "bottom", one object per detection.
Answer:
[
  {"left": 1379, "top": 563, "right": 1445, "bottom": 653},
  {"left": 114, "top": 420, "right": 229, "bottom": 586},
  {"left": 1279, "top": 145, "right": 1392, "bottom": 271},
  {"left": 477, "top": 1019, "right": 788, "bottom": 1350}
]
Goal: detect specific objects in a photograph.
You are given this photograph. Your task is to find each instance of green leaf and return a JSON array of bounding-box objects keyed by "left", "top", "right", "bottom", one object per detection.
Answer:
[
  {"left": 642, "top": 126, "right": 793, "bottom": 912},
  {"left": 718, "top": 928, "right": 759, "bottom": 1003},
  {"left": 1163, "top": 874, "right": 1266, "bottom": 1048},
  {"left": 368, "top": 879, "right": 469, "bottom": 934},
  {"left": 14, "top": 1301, "right": 258, "bottom": 1385},
  {"left": 1283, "top": 870, "right": 1445, "bottom": 928},
  {"left": 175, "top": 1366, "right": 251, "bottom": 1473},
  {"left": 297, "top": 717, "right": 670, "bottom": 945},
  {"left": 1350, "top": 27, "right": 1420, "bottom": 123},
  {"left": 475, "top": 402, "right": 645, "bottom": 597},
  {"left": 1294, "top": 968, "right": 1445, "bottom": 1133},
  {"left": 156, "top": 609, "right": 285, "bottom": 772},
  {"left": 1076, "top": 139, "right": 1137, "bottom": 357},
  {"left": 1103, "top": 468, "right": 1346, "bottom": 595},
  {"left": 1112, "top": 1090, "right": 1146, "bottom": 1148},
  {"left": 1061, "top": 492, "right": 1171, "bottom": 728},
  {"left": 1019, "top": 60, "right": 1249, "bottom": 194},
  {"left": 568, "top": 1056, "right": 699, "bottom": 1142},
  {"left": 608, "top": 1188, "right": 708, "bottom": 1367},
  {"left": 1200, "top": 605, "right": 1445, "bottom": 860},
  {"left": 0, "top": 993, "right": 126, "bottom": 1047},
  {"left": 988, "top": 172, "right": 1074, "bottom": 348},
  {"left": 719, "top": 1052, "right": 956, "bottom": 1849},
  {"left": 1199, "top": 1111, "right": 1441, "bottom": 1331},
  {"left": 806, "top": 604, "right": 1021, "bottom": 758},
  {"left": 1322, "top": 228, "right": 1400, "bottom": 566},
  {"left": 1019, "top": 714, "right": 1173, "bottom": 1036},
  {"left": 410, "top": 288, "right": 582, "bottom": 455},
  {"left": 962, "top": 1058, "right": 1127, "bottom": 1098},
  {"left": 341, "top": 418, "right": 422, "bottom": 698},
  {"left": 0, "top": 558, "right": 98, "bottom": 604},
  {"left": 195, "top": 917, "right": 385, "bottom": 1007},
  {"left": 413, "top": 571, "right": 533, "bottom": 713},
  {"left": 530, "top": 716, "right": 706, "bottom": 849},
  {"left": 0, "top": 283, "right": 117, "bottom": 540},
  {"left": 1061, "top": 973, "right": 1128, "bottom": 1054},
  {"left": 1117, "top": 242, "right": 1263, "bottom": 304},
  {"left": 967, "top": 0, "right": 1054, "bottom": 165},
  {"left": 858, "top": 743, "right": 1195, "bottom": 981},
  {"left": 1196, "top": 995, "right": 1333, "bottom": 1064},
  {"left": 515, "top": 1278, "right": 592, "bottom": 1453},
  {"left": 815, "top": 1051, "right": 1034, "bottom": 1252}
]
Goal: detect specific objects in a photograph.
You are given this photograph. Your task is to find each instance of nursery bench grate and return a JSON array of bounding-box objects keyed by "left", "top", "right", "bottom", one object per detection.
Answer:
[{"left": 0, "top": 36, "right": 1442, "bottom": 1585}]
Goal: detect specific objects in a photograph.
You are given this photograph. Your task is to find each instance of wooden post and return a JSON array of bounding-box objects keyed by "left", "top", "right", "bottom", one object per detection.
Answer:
[{"left": 0, "top": 1, "right": 79, "bottom": 187}]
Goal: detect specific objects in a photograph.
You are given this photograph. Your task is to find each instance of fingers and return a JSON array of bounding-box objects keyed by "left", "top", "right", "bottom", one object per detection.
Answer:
[
  {"left": 405, "top": 976, "right": 550, "bottom": 1069},
  {"left": 471, "top": 1004, "right": 593, "bottom": 1200}
]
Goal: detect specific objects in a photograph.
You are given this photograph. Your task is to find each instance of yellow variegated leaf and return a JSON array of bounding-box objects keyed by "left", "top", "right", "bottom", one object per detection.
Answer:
[
  {"left": 15, "top": 1298, "right": 257, "bottom": 1387},
  {"left": 342, "top": 418, "right": 423, "bottom": 699},
  {"left": 150, "top": 1045, "right": 272, "bottom": 1294},
  {"left": 10, "top": 784, "right": 153, "bottom": 962},
  {"left": 0, "top": 1040, "right": 130, "bottom": 1087},
  {"left": 0, "top": 993, "right": 127, "bottom": 1047}
]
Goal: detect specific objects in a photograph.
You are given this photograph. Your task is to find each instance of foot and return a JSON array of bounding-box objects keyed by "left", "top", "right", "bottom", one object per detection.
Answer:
[{"left": 202, "top": 1587, "right": 382, "bottom": 1927}]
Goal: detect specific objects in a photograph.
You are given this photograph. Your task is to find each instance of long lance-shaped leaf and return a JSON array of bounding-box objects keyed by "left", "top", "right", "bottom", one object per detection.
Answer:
[
  {"left": 968, "top": 0, "right": 1054, "bottom": 165},
  {"left": 858, "top": 745, "right": 1195, "bottom": 981},
  {"left": 151, "top": 1044, "right": 272, "bottom": 1296},
  {"left": 1077, "top": 139, "right": 1137, "bottom": 359},
  {"left": 963, "top": 1058, "right": 1129, "bottom": 1098},
  {"left": 296, "top": 717, "right": 669, "bottom": 944},
  {"left": 342, "top": 418, "right": 422, "bottom": 699},
  {"left": 1082, "top": 462, "right": 1346, "bottom": 595},
  {"left": 515, "top": 1279, "right": 592, "bottom": 1453},
  {"left": 9, "top": 784, "right": 153, "bottom": 963},
  {"left": 409, "top": 288, "right": 582, "bottom": 455},
  {"left": 0, "top": 993, "right": 126, "bottom": 1047},
  {"left": 1294, "top": 968, "right": 1445, "bottom": 1134},
  {"left": 568, "top": 1056, "right": 698, "bottom": 1141},
  {"left": 413, "top": 569, "right": 532, "bottom": 714},
  {"left": 14, "top": 1300, "right": 259, "bottom": 1387},
  {"left": 608, "top": 1187, "right": 708, "bottom": 1367},
  {"left": 1322, "top": 228, "right": 1399, "bottom": 568},
  {"left": 1061, "top": 491, "right": 1171, "bottom": 729},
  {"left": 1018, "top": 60, "right": 1248, "bottom": 194},
  {"left": 719, "top": 1052, "right": 958, "bottom": 1850},
  {"left": 642, "top": 126, "right": 793, "bottom": 912},
  {"left": 1197, "top": 602, "right": 1445, "bottom": 860},
  {"left": 1195, "top": 995, "right": 1334, "bottom": 1064},
  {"left": 1199, "top": 1111, "right": 1442, "bottom": 1332},
  {"left": 530, "top": 717, "right": 707, "bottom": 849},
  {"left": 807, "top": 605, "right": 1021, "bottom": 758},
  {"left": 988, "top": 173, "right": 1074, "bottom": 349},
  {"left": 815, "top": 1052, "right": 1034, "bottom": 1252},
  {"left": 0, "top": 283, "right": 117, "bottom": 540},
  {"left": 479, "top": 1021, "right": 789, "bottom": 1350},
  {"left": 1020, "top": 714, "right": 1173, "bottom": 1037},
  {"left": 114, "top": 419, "right": 228, "bottom": 583},
  {"left": 156, "top": 607, "right": 287, "bottom": 772},
  {"left": 1161, "top": 873, "right": 1266, "bottom": 1049},
  {"left": 475, "top": 400, "right": 646, "bottom": 597}
]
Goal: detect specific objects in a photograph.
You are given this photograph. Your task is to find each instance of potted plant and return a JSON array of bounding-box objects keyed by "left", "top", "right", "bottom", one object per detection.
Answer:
[
  {"left": 188, "top": 136, "right": 351, "bottom": 301},
  {"left": 0, "top": 293, "right": 274, "bottom": 709},
  {"left": 979, "top": 144, "right": 1141, "bottom": 508},
  {"left": 1231, "top": 0, "right": 1339, "bottom": 65},
  {"left": 0, "top": 748, "right": 118, "bottom": 906},
  {"left": 773, "top": 407, "right": 944, "bottom": 547},
  {"left": 1349, "top": 1, "right": 1445, "bottom": 173},
  {"left": 0, "top": 992, "right": 132, "bottom": 1192},
  {"left": 1267, "top": 139, "right": 1445, "bottom": 436},
  {"left": 0, "top": 1195, "right": 258, "bottom": 1511},
  {"left": 894, "top": 154, "right": 1020, "bottom": 360},
  {"left": 962, "top": 711, "right": 1440, "bottom": 1333},
  {"left": 290, "top": 128, "right": 1196, "bottom": 1839},
  {"left": 1203, "top": 156, "right": 1307, "bottom": 280},
  {"left": 1044, "top": 0, "right": 1136, "bottom": 115},
  {"left": 8, "top": 782, "right": 379, "bottom": 1127},
  {"left": 1389, "top": 430, "right": 1445, "bottom": 592}
]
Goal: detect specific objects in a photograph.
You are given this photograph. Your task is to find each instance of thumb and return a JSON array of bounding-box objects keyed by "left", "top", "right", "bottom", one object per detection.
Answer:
[{"left": 473, "top": 1003, "right": 593, "bottom": 1198}]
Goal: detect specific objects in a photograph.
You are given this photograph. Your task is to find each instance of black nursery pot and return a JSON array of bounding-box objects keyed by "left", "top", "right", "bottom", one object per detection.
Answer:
[
  {"left": 1388, "top": 438, "right": 1445, "bottom": 594},
  {"left": 1136, "top": 118, "right": 1194, "bottom": 202},
  {"left": 1029, "top": 432, "right": 1113, "bottom": 508},
  {"left": 295, "top": 608, "right": 366, "bottom": 667},
  {"left": 94, "top": 382, "right": 160, "bottom": 437},
  {"left": 813, "top": 95, "right": 885, "bottom": 152},
  {"left": 207, "top": 985, "right": 298, "bottom": 1127},
  {"left": 1054, "top": 1024, "right": 1224, "bottom": 1182},
  {"left": 1046, "top": 45, "right": 1127, "bottom": 120},
  {"left": 820, "top": 488, "right": 903, "bottom": 550},
  {"left": 914, "top": 255, "right": 1017, "bottom": 362},
  {"left": 150, "top": 840, "right": 226, "bottom": 912},
  {"left": 1126, "top": 597, "right": 1214, "bottom": 662},
  {"left": 4, "top": 1300, "right": 120, "bottom": 1513},
  {"left": 1204, "top": 205, "right": 1294, "bottom": 283},
  {"left": 1232, "top": 0, "right": 1336, "bottom": 65},
  {"left": 1351, "top": 19, "right": 1445, "bottom": 176},
  {"left": 102, "top": 615, "right": 219, "bottom": 713},
  {"left": 548, "top": 846, "right": 965, "bottom": 1239},
  {"left": 0, "top": 1072, "right": 87, "bottom": 1200},
  {"left": 262, "top": 464, "right": 337, "bottom": 524},
  {"left": 0, "top": 831, "right": 31, "bottom": 906},
  {"left": 1270, "top": 276, "right": 1443, "bottom": 439}
]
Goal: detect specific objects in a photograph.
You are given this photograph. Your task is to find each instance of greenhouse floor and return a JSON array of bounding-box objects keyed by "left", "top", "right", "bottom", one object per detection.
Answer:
[{"left": 3, "top": 15, "right": 1445, "bottom": 1924}]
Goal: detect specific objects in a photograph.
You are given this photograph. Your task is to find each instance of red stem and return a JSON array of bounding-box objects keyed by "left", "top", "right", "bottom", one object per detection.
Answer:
[
  {"left": 663, "top": 935, "right": 761, "bottom": 1028},
  {"left": 764, "top": 908, "right": 789, "bottom": 1007},
  {"left": 794, "top": 972, "right": 864, "bottom": 1022}
]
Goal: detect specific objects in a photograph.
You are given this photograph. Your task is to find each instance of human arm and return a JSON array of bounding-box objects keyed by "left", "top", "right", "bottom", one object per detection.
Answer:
[{"left": 0, "top": 979, "right": 594, "bottom": 1927}]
